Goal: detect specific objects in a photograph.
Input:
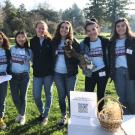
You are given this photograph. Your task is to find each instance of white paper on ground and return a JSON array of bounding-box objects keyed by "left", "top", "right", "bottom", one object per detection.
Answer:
[
  {"left": 0, "top": 75, "right": 12, "bottom": 84},
  {"left": 121, "top": 115, "right": 135, "bottom": 135},
  {"left": 70, "top": 91, "right": 97, "bottom": 126}
]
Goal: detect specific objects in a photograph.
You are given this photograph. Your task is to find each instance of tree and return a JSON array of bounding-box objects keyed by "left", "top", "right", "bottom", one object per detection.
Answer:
[
  {"left": 2, "top": 0, "right": 17, "bottom": 36},
  {"left": 84, "top": 0, "right": 107, "bottom": 25},
  {"left": 30, "top": 8, "right": 60, "bottom": 23},
  {"left": 83, "top": 0, "right": 130, "bottom": 31},
  {"left": 0, "top": 6, "right": 4, "bottom": 30},
  {"left": 16, "top": 4, "right": 27, "bottom": 31},
  {"left": 129, "top": 15, "right": 135, "bottom": 31},
  {"left": 62, "top": 4, "right": 85, "bottom": 33},
  {"left": 29, "top": 8, "right": 60, "bottom": 35},
  {"left": 37, "top": 1, "right": 52, "bottom": 10},
  {"left": 106, "top": 0, "right": 129, "bottom": 29}
]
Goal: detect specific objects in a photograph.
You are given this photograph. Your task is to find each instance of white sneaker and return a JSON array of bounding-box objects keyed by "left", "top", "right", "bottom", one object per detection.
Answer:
[
  {"left": 41, "top": 117, "right": 48, "bottom": 126},
  {"left": 15, "top": 115, "right": 21, "bottom": 123},
  {"left": 20, "top": 116, "right": 26, "bottom": 125}
]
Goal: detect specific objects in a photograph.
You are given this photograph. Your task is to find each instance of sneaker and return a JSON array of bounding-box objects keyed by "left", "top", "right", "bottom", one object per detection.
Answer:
[
  {"left": 20, "top": 115, "right": 26, "bottom": 125},
  {"left": 15, "top": 115, "right": 21, "bottom": 123},
  {"left": 41, "top": 117, "right": 48, "bottom": 126},
  {"left": 0, "top": 118, "right": 6, "bottom": 129},
  {"left": 58, "top": 116, "right": 67, "bottom": 127}
]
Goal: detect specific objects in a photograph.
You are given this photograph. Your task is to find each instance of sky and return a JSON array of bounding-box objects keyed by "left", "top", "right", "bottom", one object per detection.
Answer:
[{"left": 8, "top": 0, "right": 89, "bottom": 10}]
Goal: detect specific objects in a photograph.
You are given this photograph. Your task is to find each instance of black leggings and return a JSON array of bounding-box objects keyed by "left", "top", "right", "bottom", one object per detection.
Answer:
[{"left": 85, "top": 68, "right": 108, "bottom": 110}]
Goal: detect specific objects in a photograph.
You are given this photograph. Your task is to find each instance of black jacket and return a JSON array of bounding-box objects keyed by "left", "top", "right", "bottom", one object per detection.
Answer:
[
  {"left": 109, "top": 37, "right": 135, "bottom": 80},
  {"left": 5, "top": 49, "right": 11, "bottom": 74},
  {"left": 52, "top": 38, "right": 80, "bottom": 77},
  {"left": 30, "top": 36, "right": 54, "bottom": 77},
  {"left": 80, "top": 36, "right": 110, "bottom": 76}
]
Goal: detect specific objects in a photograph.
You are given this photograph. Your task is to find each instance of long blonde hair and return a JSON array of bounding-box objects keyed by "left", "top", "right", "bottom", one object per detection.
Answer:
[{"left": 35, "top": 20, "right": 52, "bottom": 39}]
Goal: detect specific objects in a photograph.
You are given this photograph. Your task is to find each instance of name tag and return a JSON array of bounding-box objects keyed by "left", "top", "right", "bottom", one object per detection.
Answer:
[
  {"left": 99, "top": 71, "right": 106, "bottom": 77},
  {"left": 19, "top": 50, "right": 25, "bottom": 55},
  {"left": 126, "top": 49, "right": 133, "bottom": 55}
]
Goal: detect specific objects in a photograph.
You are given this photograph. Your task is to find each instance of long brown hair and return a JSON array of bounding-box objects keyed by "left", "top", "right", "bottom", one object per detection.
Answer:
[
  {"left": 53, "top": 21, "right": 73, "bottom": 46},
  {"left": 35, "top": 20, "right": 52, "bottom": 39},
  {"left": 0, "top": 32, "right": 9, "bottom": 50},
  {"left": 111, "top": 18, "right": 135, "bottom": 41}
]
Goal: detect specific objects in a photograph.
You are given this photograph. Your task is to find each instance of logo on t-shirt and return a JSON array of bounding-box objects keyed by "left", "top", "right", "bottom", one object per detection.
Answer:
[
  {"left": 11, "top": 53, "right": 27, "bottom": 65},
  {"left": 88, "top": 47, "right": 103, "bottom": 57},
  {"left": 56, "top": 47, "right": 64, "bottom": 55},
  {"left": 0, "top": 55, "right": 7, "bottom": 65},
  {"left": 115, "top": 46, "right": 126, "bottom": 57}
]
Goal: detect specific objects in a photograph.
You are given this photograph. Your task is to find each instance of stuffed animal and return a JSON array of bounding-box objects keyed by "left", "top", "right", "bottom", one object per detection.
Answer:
[{"left": 64, "top": 39, "right": 95, "bottom": 74}]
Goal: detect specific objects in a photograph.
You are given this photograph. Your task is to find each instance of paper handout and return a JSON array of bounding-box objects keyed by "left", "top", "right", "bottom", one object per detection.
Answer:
[{"left": 0, "top": 75, "right": 12, "bottom": 84}]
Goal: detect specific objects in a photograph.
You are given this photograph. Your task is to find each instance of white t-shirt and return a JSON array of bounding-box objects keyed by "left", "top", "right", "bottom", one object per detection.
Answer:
[
  {"left": 55, "top": 39, "right": 67, "bottom": 74},
  {"left": 115, "top": 38, "right": 127, "bottom": 68},
  {"left": 88, "top": 38, "right": 105, "bottom": 72}
]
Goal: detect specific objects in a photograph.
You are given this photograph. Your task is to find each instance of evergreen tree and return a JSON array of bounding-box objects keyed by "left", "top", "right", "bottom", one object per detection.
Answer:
[
  {"left": 83, "top": 0, "right": 107, "bottom": 25},
  {"left": 106, "top": 0, "right": 129, "bottom": 29}
]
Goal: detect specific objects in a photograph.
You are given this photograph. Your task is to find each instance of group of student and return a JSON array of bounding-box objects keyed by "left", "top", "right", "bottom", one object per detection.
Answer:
[{"left": 0, "top": 17, "right": 135, "bottom": 130}]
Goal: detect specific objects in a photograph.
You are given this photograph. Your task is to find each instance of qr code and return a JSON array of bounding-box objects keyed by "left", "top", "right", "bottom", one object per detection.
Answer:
[{"left": 78, "top": 103, "right": 88, "bottom": 113}]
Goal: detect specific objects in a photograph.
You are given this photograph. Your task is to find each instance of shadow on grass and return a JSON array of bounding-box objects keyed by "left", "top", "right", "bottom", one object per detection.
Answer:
[{"left": 6, "top": 117, "right": 67, "bottom": 135}]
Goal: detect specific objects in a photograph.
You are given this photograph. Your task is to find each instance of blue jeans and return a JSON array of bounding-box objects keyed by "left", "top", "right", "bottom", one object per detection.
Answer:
[
  {"left": 54, "top": 72, "right": 77, "bottom": 116},
  {"left": 10, "top": 72, "right": 29, "bottom": 116},
  {"left": 33, "top": 76, "right": 53, "bottom": 118},
  {"left": 114, "top": 67, "right": 135, "bottom": 114},
  {"left": 0, "top": 81, "right": 8, "bottom": 118}
]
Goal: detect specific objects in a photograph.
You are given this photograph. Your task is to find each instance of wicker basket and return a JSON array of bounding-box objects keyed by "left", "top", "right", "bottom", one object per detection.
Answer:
[{"left": 97, "top": 96, "right": 124, "bottom": 132}]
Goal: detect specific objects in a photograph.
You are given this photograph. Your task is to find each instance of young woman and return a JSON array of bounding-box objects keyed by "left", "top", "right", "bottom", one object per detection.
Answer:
[
  {"left": 0, "top": 32, "right": 10, "bottom": 129},
  {"left": 30, "top": 21, "right": 54, "bottom": 126},
  {"left": 10, "top": 31, "right": 32, "bottom": 125},
  {"left": 52, "top": 21, "right": 80, "bottom": 126},
  {"left": 80, "top": 19, "right": 109, "bottom": 110},
  {"left": 110, "top": 18, "right": 135, "bottom": 114}
]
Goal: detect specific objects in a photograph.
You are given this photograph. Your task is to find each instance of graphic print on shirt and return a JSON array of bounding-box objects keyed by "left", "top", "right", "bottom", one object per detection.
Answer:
[
  {"left": 115, "top": 46, "right": 126, "bottom": 57},
  {"left": 0, "top": 49, "right": 7, "bottom": 65},
  {"left": 0, "top": 55, "right": 7, "bottom": 65},
  {"left": 86, "top": 38, "right": 105, "bottom": 72},
  {"left": 115, "top": 39, "right": 127, "bottom": 68},
  {"left": 11, "top": 50, "right": 27, "bottom": 65},
  {"left": 55, "top": 46, "right": 64, "bottom": 55},
  {"left": 88, "top": 47, "right": 103, "bottom": 57}
]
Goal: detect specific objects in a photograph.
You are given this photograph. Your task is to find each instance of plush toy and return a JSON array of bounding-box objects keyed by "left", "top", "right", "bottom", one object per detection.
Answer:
[{"left": 64, "top": 39, "right": 95, "bottom": 75}]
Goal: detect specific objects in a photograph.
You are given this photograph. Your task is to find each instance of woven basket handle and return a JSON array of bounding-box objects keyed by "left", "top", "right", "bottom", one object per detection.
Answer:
[{"left": 97, "top": 96, "right": 125, "bottom": 119}]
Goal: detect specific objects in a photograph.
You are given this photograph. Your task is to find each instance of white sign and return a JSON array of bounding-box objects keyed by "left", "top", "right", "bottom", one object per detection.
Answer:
[
  {"left": 70, "top": 91, "right": 97, "bottom": 126},
  {"left": 0, "top": 75, "right": 12, "bottom": 84},
  {"left": 126, "top": 49, "right": 133, "bottom": 55}
]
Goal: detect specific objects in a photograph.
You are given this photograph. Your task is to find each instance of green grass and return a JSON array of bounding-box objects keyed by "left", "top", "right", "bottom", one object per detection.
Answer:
[
  {"left": 0, "top": 36, "right": 117, "bottom": 135},
  {"left": 1, "top": 71, "right": 117, "bottom": 135}
]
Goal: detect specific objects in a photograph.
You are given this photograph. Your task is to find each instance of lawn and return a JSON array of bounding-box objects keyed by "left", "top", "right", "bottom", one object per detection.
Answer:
[{"left": 0, "top": 35, "right": 117, "bottom": 135}]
